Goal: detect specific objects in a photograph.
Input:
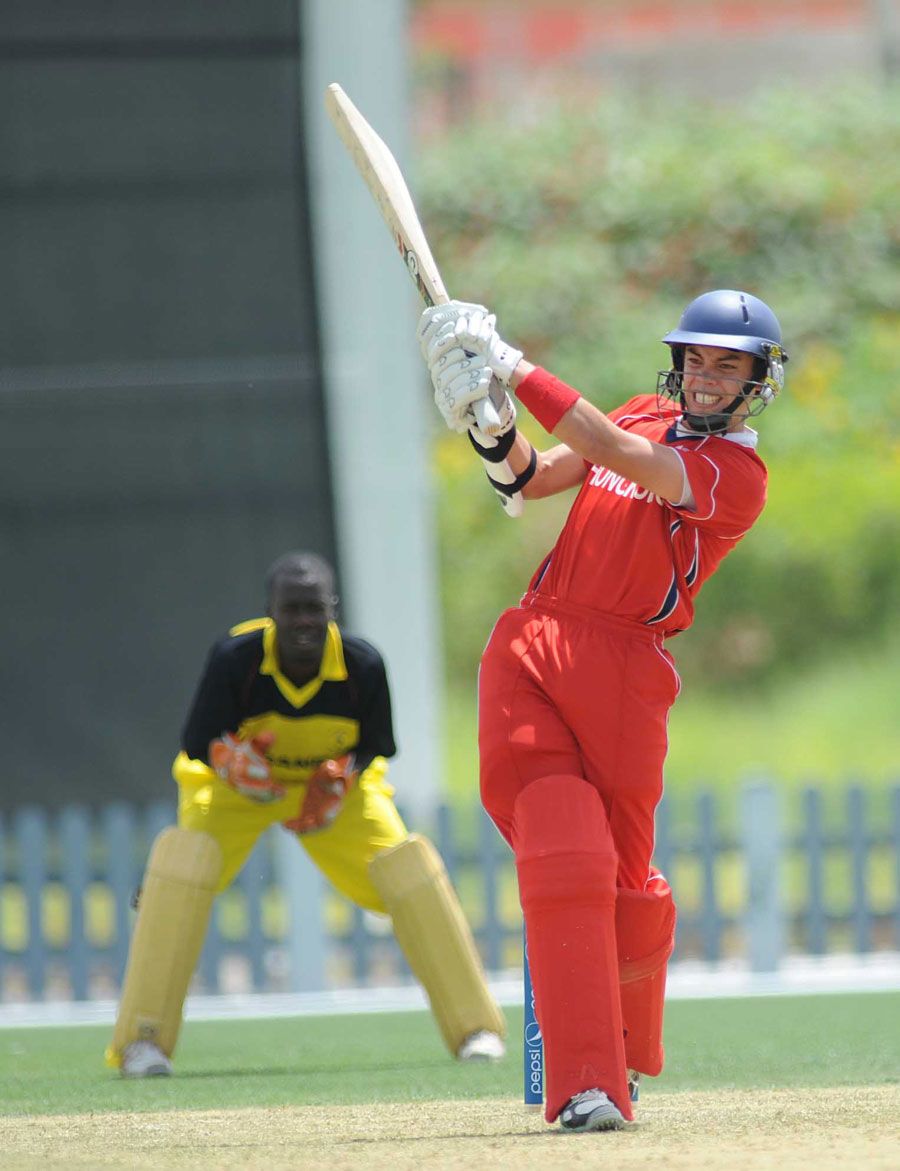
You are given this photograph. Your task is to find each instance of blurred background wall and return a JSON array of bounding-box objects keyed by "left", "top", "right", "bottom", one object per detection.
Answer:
[
  {"left": 0, "top": 3, "right": 333, "bottom": 809},
  {"left": 412, "top": 0, "right": 899, "bottom": 127},
  {"left": 0, "top": 1, "right": 442, "bottom": 817}
]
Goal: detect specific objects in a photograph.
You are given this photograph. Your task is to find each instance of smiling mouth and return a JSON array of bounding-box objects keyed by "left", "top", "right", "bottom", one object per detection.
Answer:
[
  {"left": 283, "top": 629, "right": 321, "bottom": 652},
  {"left": 690, "top": 391, "right": 723, "bottom": 407}
]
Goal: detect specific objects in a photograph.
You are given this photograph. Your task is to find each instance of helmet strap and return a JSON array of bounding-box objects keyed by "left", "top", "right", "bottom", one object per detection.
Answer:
[{"left": 679, "top": 391, "right": 743, "bottom": 435}]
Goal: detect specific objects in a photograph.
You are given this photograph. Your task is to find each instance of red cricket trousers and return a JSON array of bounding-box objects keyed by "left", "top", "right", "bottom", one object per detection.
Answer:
[{"left": 478, "top": 593, "right": 680, "bottom": 1121}]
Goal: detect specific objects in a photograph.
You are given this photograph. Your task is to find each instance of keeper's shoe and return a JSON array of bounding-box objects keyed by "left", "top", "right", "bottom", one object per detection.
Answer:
[
  {"left": 628, "top": 1070, "right": 641, "bottom": 1102},
  {"left": 559, "top": 1089, "right": 625, "bottom": 1133},
  {"left": 120, "top": 1040, "right": 173, "bottom": 1078},
  {"left": 456, "top": 1030, "right": 506, "bottom": 1061}
]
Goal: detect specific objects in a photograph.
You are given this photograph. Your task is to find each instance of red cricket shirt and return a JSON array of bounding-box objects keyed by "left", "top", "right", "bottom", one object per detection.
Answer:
[{"left": 527, "top": 393, "right": 767, "bottom": 637}]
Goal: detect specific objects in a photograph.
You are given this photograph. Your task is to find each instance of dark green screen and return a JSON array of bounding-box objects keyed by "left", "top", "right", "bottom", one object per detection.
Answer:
[{"left": 0, "top": 3, "right": 336, "bottom": 808}]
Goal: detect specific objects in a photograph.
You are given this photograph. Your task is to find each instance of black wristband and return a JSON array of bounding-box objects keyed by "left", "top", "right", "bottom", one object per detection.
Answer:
[
  {"left": 486, "top": 444, "right": 538, "bottom": 498},
  {"left": 468, "top": 425, "right": 517, "bottom": 463}
]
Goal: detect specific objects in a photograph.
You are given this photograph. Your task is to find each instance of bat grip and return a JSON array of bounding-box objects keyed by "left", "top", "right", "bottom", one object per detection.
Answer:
[{"left": 472, "top": 377, "right": 506, "bottom": 436}]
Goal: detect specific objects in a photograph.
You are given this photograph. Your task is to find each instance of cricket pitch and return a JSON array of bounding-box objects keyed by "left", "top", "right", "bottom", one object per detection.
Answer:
[{"left": 3, "top": 1085, "right": 897, "bottom": 1170}]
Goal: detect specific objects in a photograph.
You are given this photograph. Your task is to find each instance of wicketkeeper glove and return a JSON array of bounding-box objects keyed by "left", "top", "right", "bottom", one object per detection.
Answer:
[
  {"left": 282, "top": 755, "right": 358, "bottom": 835},
  {"left": 209, "top": 731, "right": 285, "bottom": 803}
]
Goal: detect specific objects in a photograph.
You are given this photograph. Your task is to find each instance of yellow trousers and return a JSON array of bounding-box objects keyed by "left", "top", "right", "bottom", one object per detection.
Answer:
[{"left": 176, "top": 756, "right": 407, "bottom": 911}]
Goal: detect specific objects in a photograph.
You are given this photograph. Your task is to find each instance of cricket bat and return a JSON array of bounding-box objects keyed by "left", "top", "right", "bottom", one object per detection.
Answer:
[{"left": 324, "top": 82, "right": 506, "bottom": 438}]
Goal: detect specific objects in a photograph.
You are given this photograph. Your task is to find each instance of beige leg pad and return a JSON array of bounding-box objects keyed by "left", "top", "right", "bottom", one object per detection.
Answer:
[
  {"left": 107, "top": 828, "right": 222, "bottom": 1066},
  {"left": 368, "top": 834, "right": 506, "bottom": 1054}
]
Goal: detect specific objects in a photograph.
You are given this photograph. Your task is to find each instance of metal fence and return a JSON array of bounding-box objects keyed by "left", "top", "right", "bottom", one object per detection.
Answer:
[{"left": 1, "top": 781, "right": 898, "bottom": 1002}]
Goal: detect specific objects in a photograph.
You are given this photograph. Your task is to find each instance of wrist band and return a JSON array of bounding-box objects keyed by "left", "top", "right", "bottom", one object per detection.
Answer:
[
  {"left": 468, "top": 426, "right": 517, "bottom": 463},
  {"left": 487, "top": 444, "right": 538, "bottom": 498},
  {"left": 515, "top": 367, "right": 581, "bottom": 432}
]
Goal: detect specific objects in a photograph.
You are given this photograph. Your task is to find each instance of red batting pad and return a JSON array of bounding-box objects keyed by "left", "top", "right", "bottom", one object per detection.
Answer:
[
  {"left": 620, "top": 967, "right": 667, "bottom": 1076},
  {"left": 616, "top": 872, "right": 676, "bottom": 983},
  {"left": 513, "top": 775, "right": 633, "bottom": 1123},
  {"left": 616, "top": 871, "right": 676, "bottom": 1075}
]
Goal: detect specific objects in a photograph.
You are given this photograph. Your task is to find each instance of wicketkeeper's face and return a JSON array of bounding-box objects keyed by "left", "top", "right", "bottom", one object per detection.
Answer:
[{"left": 268, "top": 576, "right": 334, "bottom": 669}]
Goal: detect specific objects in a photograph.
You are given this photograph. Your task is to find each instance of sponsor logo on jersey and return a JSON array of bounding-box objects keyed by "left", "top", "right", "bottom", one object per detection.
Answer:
[
  {"left": 271, "top": 755, "right": 332, "bottom": 770},
  {"left": 587, "top": 465, "right": 662, "bottom": 503}
]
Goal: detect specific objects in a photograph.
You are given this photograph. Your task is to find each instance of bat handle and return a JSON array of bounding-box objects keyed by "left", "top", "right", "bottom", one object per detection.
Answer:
[{"left": 472, "top": 379, "right": 506, "bottom": 437}]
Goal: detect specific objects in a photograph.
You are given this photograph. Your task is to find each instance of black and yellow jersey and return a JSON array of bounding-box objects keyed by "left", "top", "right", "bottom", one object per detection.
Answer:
[{"left": 174, "top": 618, "right": 396, "bottom": 786}]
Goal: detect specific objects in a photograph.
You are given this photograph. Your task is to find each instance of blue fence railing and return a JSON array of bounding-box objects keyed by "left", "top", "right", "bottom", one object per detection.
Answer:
[{"left": 1, "top": 781, "right": 898, "bottom": 1001}]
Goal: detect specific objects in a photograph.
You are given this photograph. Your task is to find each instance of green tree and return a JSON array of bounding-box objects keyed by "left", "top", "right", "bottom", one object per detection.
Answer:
[{"left": 419, "top": 83, "right": 900, "bottom": 699}]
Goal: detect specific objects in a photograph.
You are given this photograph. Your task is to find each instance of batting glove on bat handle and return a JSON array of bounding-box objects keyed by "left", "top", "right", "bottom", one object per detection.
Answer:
[
  {"left": 417, "top": 301, "right": 489, "bottom": 356},
  {"left": 419, "top": 304, "right": 503, "bottom": 434},
  {"left": 459, "top": 324, "right": 523, "bottom": 392},
  {"left": 472, "top": 383, "right": 506, "bottom": 437}
]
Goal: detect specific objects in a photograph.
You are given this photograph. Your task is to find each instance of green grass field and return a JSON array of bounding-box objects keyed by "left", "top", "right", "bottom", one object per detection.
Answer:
[{"left": 1, "top": 991, "right": 897, "bottom": 1116}]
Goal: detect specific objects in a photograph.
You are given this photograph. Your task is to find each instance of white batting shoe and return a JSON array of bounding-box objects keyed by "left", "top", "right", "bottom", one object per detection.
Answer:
[
  {"left": 121, "top": 1039, "right": 173, "bottom": 1078},
  {"left": 456, "top": 1030, "right": 506, "bottom": 1061},
  {"left": 559, "top": 1088, "right": 625, "bottom": 1132},
  {"left": 628, "top": 1069, "right": 641, "bottom": 1102}
]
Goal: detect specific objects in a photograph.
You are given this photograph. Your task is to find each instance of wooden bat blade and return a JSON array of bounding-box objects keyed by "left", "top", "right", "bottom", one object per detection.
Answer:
[
  {"left": 325, "top": 82, "right": 448, "bottom": 307},
  {"left": 324, "top": 82, "right": 506, "bottom": 444}
]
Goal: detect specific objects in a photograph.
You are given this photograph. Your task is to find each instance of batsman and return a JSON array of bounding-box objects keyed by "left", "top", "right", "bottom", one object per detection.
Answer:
[
  {"left": 107, "top": 551, "right": 505, "bottom": 1076},
  {"left": 419, "top": 290, "right": 788, "bottom": 1132}
]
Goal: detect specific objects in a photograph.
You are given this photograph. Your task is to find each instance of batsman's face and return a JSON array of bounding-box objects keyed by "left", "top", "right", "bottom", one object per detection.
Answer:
[
  {"left": 682, "top": 345, "right": 756, "bottom": 427},
  {"left": 269, "top": 577, "right": 334, "bottom": 670}
]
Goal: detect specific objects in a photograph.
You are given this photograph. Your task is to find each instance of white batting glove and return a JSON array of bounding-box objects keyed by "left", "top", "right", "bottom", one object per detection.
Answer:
[
  {"left": 417, "top": 300, "right": 489, "bottom": 364},
  {"left": 469, "top": 379, "right": 516, "bottom": 443},
  {"left": 422, "top": 306, "right": 523, "bottom": 388},
  {"left": 419, "top": 306, "right": 497, "bottom": 372},
  {"left": 431, "top": 348, "right": 495, "bottom": 433},
  {"left": 453, "top": 312, "right": 524, "bottom": 388}
]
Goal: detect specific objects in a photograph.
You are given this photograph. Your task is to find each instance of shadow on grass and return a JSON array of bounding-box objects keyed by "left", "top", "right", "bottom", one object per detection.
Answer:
[{"left": 172, "top": 1057, "right": 462, "bottom": 1081}]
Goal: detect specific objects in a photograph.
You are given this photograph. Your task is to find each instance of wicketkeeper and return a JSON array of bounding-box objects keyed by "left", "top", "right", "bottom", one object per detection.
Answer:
[
  {"left": 107, "top": 551, "right": 505, "bottom": 1076},
  {"left": 418, "top": 290, "right": 787, "bottom": 1132}
]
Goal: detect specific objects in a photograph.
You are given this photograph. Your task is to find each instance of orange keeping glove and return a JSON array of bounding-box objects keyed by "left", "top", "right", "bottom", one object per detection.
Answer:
[
  {"left": 209, "top": 731, "right": 285, "bottom": 803},
  {"left": 282, "top": 754, "right": 357, "bottom": 835}
]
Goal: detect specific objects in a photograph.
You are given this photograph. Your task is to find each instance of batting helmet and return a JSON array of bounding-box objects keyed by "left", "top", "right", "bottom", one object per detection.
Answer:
[
  {"left": 658, "top": 290, "right": 788, "bottom": 434},
  {"left": 663, "top": 289, "right": 785, "bottom": 358}
]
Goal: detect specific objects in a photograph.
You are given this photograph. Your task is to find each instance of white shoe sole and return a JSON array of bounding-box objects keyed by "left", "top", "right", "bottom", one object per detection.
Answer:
[
  {"left": 560, "top": 1092, "right": 626, "bottom": 1132},
  {"left": 121, "top": 1064, "right": 171, "bottom": 1078}
]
